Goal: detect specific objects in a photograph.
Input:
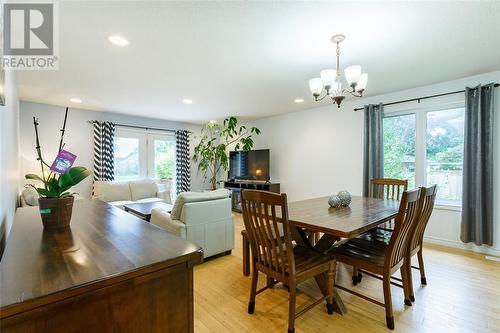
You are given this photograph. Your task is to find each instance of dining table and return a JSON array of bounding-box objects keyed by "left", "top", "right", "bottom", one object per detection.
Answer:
[{"left": 241, "top": 195, "right": 400, "bottom": 314}]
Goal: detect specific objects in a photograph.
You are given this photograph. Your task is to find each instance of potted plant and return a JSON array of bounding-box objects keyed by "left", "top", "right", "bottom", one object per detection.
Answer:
[
  {"left": 26, "top": 109, "right": 91, "bottom": 229},
  {"left": 193, "top": 117, "right": 261, "bottom": 190}
]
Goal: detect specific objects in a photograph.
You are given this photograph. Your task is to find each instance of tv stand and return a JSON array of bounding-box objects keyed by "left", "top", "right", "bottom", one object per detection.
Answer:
[{"left": 224, "top": 181, "right": 280, "bottom": 212}]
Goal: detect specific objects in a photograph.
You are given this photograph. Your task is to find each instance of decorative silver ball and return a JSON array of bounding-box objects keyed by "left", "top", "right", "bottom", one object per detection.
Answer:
[
  {"left": 328, "top": 195, "right": 341, "bottom": 208},
  {"left": 337, "top": 190, "right": 352, "bottom": 207}
]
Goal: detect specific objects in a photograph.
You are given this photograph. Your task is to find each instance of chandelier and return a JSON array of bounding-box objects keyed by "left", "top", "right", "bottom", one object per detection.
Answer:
[{"left": 309, "top": 34, "right": 368, "bottom": 108}]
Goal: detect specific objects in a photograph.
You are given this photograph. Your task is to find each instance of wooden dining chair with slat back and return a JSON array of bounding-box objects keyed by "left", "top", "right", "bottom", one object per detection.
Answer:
[
  {"left": 241, "top": 190, "right": 336, "bottom": 333},
  {"left": 370, "top": 178, "right": 409, "bottom": 201},
  {"left": 405, "top": 184, "right": 437, "bottom": 301},
  {"left": 352, "top": 178, "right": 409, "bottom": 285},
  {"left": 354, "top": 185, "right": 437, "bottom": 302},
  {"left": 329, "top": 188, "right": 423, "bottom": 330}
]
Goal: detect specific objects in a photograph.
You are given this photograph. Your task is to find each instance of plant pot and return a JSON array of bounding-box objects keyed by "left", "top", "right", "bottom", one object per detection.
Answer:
[{"left": 38, "top": 196, "right": 75, "bottom": 229}]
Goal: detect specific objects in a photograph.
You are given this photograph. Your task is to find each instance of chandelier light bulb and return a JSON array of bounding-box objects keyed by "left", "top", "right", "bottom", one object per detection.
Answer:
[
  {"left": 344, "top": 65, "right": 362, "bottom": 86},
  {"left": 320, "top": 69, "right": 337, "bottom": 92},
  {"left": 356, "top": 73, "right": 368, "bottom": 92},
  {"left": 309, "top": 78, "right": 324, "bottom": 97}
]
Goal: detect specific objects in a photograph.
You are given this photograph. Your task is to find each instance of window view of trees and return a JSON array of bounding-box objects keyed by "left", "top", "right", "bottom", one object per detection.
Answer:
[
  {"left": 426, "top": 108, "right": 464, "bottom": 204},
  {"left": 154, "top": 140, "right": 175, "bottom": 180},
  {"left": 382, "top": 107, "right": 464, "bottom": 205},
  {"left": 113, "top": 135, "right": 175, "bottom": 181},
  {"left": 383, "top": 114, "right": 416, "bottom": 188}
]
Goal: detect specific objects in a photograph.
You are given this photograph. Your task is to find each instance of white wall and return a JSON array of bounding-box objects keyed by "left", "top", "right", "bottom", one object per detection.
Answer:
[
  {"left": 0, "top": 70, "right": 20, "bottom": 251},
  {"left": 248, "top": 71, "right": 500, "bottom": 255},
  {"left": 19, "top": 102, "right": 205, "bottom": 198}
]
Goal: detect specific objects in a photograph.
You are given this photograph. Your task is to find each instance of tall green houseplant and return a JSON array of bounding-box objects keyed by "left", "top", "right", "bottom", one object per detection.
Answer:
[{"left": 193, "top": 117, "right": 261, "bottom": 190}]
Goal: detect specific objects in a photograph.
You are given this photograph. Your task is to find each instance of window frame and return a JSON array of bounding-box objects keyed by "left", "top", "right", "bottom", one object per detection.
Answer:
[
  {"left": 146, "top": 131, "right": 176, "bottom": 181},
  {"left": 113, "top": 127, "right": 176, "bottom": 182},
  {"left": 383, "top": 100, "right": 465, "bottom": 210},
  {"left": 114, "top": 128, "right": 148, "bottom": 180}
]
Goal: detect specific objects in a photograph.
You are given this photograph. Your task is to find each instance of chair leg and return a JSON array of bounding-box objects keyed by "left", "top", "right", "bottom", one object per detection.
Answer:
[
  {"left": 406, "top": 257, "right": 415, "bottom": 302},
  {"left": 383, "top": 275, "right": 395, "bottom": 330},
  {"left": 417, "top": 249, "right": 427, "bottom": 285},
  {"left": 326, "top": 261, "right": 336, "bottom": 315},
  {"left": 248, "top": 268, "right": 258, "bottom": 314},
  {"left": 288, "top": 282, "right": 297, "bottom": 333},
  {"left": 400, "top": 266, "right": 412, "bottom": 306},
  {"left": 352, "top": 267, "right": 358, "bottom": 285},
  {"left": 242, "top": 234, "right": 250, "bottom": 276}
]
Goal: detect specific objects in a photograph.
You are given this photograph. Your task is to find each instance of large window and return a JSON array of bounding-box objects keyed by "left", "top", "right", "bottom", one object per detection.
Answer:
[
  {"left": 114, "top": 129, "right": 175, "bottom": 181},
  {"left": 383, "top": 106, "right": 465, "bottom": 206},
  {"left": 148, "top": 134, "right": 176, "bottom": 180},
  {"left": 383, "top": 114, "right": 416, "bottom": 189},
  {"left": 426, "top": 108, "right": 464, "bottom": 205},
  {"left": 114, "top": 136, "right": 141, "bottom": 180}
]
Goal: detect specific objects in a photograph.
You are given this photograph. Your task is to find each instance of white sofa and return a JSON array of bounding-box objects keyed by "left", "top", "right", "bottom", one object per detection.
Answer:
[
  {"left": 93, "top": 179, "right": 172, "bottom": 209},
  {"left": 150, "top": 189, "right": 234, "bottom": 258}
]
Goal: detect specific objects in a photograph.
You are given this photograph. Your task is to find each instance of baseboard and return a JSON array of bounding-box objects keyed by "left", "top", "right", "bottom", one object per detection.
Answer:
[{"left": 423, "top": 236, "right": 500, "bottom": 257}]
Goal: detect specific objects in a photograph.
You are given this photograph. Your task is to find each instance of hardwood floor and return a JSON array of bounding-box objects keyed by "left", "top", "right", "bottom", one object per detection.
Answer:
[{"left": 194, "top": 213, "right": 500, "bottom": 332}]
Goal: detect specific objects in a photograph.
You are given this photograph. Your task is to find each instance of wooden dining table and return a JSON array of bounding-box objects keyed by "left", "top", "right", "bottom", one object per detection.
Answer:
[{"left": 241, "top": 195, "right": 399, "bottom": 314}]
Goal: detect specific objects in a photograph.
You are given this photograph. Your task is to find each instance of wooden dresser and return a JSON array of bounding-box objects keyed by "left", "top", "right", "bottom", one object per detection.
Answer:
[{"left": 0, "top": 199, "right": 203, "bottom": 333}]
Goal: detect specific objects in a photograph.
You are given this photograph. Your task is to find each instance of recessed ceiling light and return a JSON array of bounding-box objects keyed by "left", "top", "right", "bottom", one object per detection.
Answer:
[
  {"left": 70, "top": 98, "right": 82, "bottom": 103},
  {"left": 108, "top": 35, "right": 129, "bottom": 46},
  {"left": 294, "top": 98, "right": 305, "bottom": 103},
  {"left": 182, "top": 99, "right": 193, "bottom": 104}
]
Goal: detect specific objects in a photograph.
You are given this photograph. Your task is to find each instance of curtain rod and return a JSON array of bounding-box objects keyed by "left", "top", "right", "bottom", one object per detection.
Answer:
[
  {"left": 353, "top": 83, "right": 500, "bottom": 111},
  {"left": 87, "top": 120, "right": 192, "bottom": 133}
]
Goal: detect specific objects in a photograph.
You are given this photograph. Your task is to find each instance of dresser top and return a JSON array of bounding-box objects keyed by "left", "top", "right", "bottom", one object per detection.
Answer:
[{"left": 0, "top": 199, "right": 202, "bottom": 318}]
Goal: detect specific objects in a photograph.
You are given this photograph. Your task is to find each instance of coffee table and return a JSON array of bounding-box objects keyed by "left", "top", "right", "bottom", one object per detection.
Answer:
[{"left": 123, "top": 201, "right": 173, "bottom": 222}]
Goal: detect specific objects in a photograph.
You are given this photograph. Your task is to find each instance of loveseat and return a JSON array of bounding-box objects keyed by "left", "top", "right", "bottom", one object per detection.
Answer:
[{"left": 93, "top": 179, "right": 172, "bottom": 209}]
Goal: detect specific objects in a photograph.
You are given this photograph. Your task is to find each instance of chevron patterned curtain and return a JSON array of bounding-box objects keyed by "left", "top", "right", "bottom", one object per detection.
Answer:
[
  {"left": 93, "top": 121, "right": 116, "bottom": 181},
  {"left": 175, "top": 130, "right": 191, "bottom": 194}
]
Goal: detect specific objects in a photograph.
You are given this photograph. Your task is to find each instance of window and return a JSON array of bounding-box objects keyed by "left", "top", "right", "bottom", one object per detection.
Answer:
[
  {"left": 148, "top": 134, "right": 176, "bottom": 180},
  {"left": 114, "top": 136, "right": 141, "bottom": 180},
  {"left": 113, "top": 129, "right": 175, "bottom": 181},
  {"left": 383, "top": 114, "right": 416, "bottom": 189},
  {"left": 426, "top": 108, "right": 464, "bottom": 205},
  {"left": 382, "top": 105, "right": 465, "bottom": 206}
]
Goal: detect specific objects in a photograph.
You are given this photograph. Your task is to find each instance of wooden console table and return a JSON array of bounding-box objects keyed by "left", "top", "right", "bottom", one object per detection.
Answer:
[
  {"left": 0, "top": 199, "right": 203, "bottom": 333},
  {"left": 224, "top": 181, "right": 280, "bottom": 212}
]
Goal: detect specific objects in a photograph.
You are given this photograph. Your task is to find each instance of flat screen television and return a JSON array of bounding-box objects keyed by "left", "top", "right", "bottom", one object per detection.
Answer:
[{"left": 228, "top": 149, "right": 270, "bottom": 181}]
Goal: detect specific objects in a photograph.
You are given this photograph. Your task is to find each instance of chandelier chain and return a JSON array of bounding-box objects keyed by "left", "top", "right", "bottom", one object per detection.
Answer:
[{"left": 336, "top": 42, "right": 341, "bottom": 80}]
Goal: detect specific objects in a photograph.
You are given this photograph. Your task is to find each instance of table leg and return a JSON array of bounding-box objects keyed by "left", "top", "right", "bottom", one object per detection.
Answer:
[{"left": 290, "top": 228, "right": 347, "bottom": 315}]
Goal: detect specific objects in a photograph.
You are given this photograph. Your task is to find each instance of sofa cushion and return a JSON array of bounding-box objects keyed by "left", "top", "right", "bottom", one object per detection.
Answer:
[
  {"left": 93, "top": 181, "right": 132, "bottom": 202},
  {"left": 170, "top": 189, "right": 231, "bottom": 220},
  {"left": 129, "top": 179, "right": 158, "bottom": 201}
]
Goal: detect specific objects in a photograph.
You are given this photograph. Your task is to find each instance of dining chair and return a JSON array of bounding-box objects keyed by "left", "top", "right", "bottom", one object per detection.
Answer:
[
  {"left": 354, "top": 185, "right": 437, "bottom": 301},
  {"left": 369, "top": 178, "right": 409, "bottom": 200},
  {"left": 241, "top": 189, "right": 336, "bottom": 333},
  {"left": 351, "top": 178, "right": 409, "bottom": 284},
  {"left": 404, "top": 184, "right": 437, "bottom": 301},
  {"left": 328, "top": 188, "right": 423, "bottom": 330}
]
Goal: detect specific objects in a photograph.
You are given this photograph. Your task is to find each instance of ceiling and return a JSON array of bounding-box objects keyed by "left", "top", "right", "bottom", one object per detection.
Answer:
[{"left": 16, "top": 1, "right": 500, "bottom": 123}]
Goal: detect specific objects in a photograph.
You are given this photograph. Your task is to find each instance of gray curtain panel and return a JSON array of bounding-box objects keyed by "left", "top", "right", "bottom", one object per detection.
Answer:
[
  {"left": 93, "top": 121, "right": 115, "bottom": 181},
  {"left": 363, "top": 103, "right": 384, "bottom": 196},
  {"left": 176, "top": 130, "right": 191, "bottom": 194},
  {"left": 460, "top": 83, "right": 495, "bottom": 246}
]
